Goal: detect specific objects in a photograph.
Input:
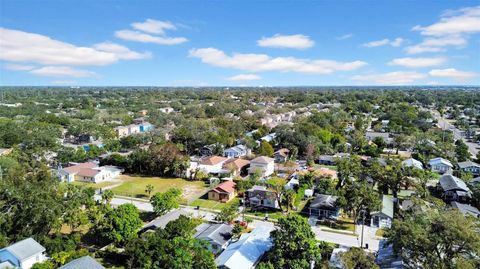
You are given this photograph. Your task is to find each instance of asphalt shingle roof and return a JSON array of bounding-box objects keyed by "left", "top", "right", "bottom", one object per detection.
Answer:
[
  {"left": 194, "top": 223, "right": 233, "bottom": 246},
  {"left": 4, "top": 238, "right": 45, "bottom": 261},
  {"left": 59, "top": 256, "right": 105, "bottom": 269},
  {"left": 439, "top": 174, "right": 470, "bottom": 192}
]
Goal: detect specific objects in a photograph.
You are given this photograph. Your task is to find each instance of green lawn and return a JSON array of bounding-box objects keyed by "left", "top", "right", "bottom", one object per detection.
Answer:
[
  {"left": 111, "top": 175, "right": 208, "bottom": 203},
  {"left": 312, "top": 164, "right": 337, "bottom": 170},
  {"left": 317, "top": 216, "right": 356, "bottom": 232},
  {"left": 190, "top": 197, "right": 240, "bottom": 210},
  {"left": 71, "top": 180, "right": 119, "bottom": 190}
]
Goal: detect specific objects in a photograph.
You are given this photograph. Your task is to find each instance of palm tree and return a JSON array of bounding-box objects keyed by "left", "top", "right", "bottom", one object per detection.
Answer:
[{"left": 145, "top": 184, "right": 154, "bottom": 199}]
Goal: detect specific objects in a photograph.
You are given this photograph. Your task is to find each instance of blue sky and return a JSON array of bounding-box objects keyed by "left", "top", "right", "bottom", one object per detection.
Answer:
[{"left": 0, "top": 0, "right": 479, "bottom": 86}]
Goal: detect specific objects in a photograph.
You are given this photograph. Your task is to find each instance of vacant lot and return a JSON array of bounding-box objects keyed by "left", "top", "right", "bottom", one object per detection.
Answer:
[
  {"left": 111, "top": 175, "right": 208, "bottom": 203},
  {"left": 190, "top": 196, "right": 240, "bottom": 210}
]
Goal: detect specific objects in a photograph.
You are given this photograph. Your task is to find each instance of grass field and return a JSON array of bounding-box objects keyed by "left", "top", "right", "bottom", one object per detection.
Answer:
[
  {"left": 71, "top": 180, "right": 120, "bottom": 190},
  {"left": 111, "top": 175, "right": 208, "bottom": 203}
]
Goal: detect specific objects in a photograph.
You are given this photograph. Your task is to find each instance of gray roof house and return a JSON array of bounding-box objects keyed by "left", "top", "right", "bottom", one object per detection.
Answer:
[
  {"left": 59, "top": 256, "right": 105, "bottom": 269},
  {"left": 141, "top": 209, "right": 190, "bottom": 232},
  {"left": 458, "top": 161, "right": 480, "bottom": 176},
  {"left": 309, "top": 194, "right": 340, "bottom": 220},
  {"left": 371, "top": 196, "right": 394, "bottom": 229},
  {"left": 375, "top": 239, "right": 404, "bottom": 269},
  {"left": 246, "top": 185, "right": 279, "bottom": 209},
  {"left": 401, "top": 158, "right": 423, "bottom": 170},
  {"left": 365, "top": 132, "right": 393, "bottom": 144},
  {"left": 194, "top": 223, "right": 233, "bottom": 255},
  {"left": 223, "top": 145, "right": 249, "bottom": 158},
  {"left": 451, "top": 202, "right": 480, "bottom": 218},
  {"left": 438, "top": 174, "right": 472, "bottom": 203},
  {"left": 0, "top": 238, "right": 47, "bottom": 269},
  {"left": 428, "top": 157, "right": 453, "bottom": 174}
]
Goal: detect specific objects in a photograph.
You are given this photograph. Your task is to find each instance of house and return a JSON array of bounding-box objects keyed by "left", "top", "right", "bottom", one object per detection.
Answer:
[
  {"left": 246, "top": 185, "right": 279, "bottom": 209},
  {"left": 375, "top": 240, "right": 404, "bottom": 269},
  {"left": 199, "top": 144, "right": 216, "bottom": 156},
  {"left": 223, "top": 158, "right": 250, "bottom": 177},
  {"left": 249, "top": 156, "right": 274, "bottom": 177},
  {"left": 198, "top": 156, "right": 229, "bottom": 174},
  {"left": 274, "top": 148, "right": 290, "bottom": 163},
  {"left": 329, "top": 246, "right": 350, "bottom": 269},
  {"left": 438, "top": 174, "right": 472, "bottom": 203},
  {"left": 57, "top": 162, "right": 122, "bottom": 183},
  {"left": 114, "top": 122, "right": 154, "bottom": 138},
  {"left": 158, "top": 107, "right": 174, "bottom": 113},
  {"left": 317, "top": 153, "right": 350, "bottom": 166},
  {"left": 59, "top": 256, "right": 105, "bottom": 269},
  {"left": 308, "top": 194, "right": 340, "bottom": 219},
  {"left": 428, "top": 157, "right": 453, "bottom": 174},
  {"left": 371, "top": 196, "right": 394, "bottom": 229},
  {"left": 223, "top": 145, "right": 249, "bottom": 158},
  {"left": 365, "top": 131, "right": 393, "bottom": 144},
  {"left": 458, "top": 161, "right": 480, "bottom": 176},
  {"left": 215, "top": 226, "right": 273, "bottom": 269},
  {"left": 142, "top": 209, "right": 190, "bottom": 232},
  {"left": 208, "top": 181, "right": 237, "bottom": 203},
  {"left": 0, "top": 238, "right": 47, "bottom": 269},
  {"left": 451, "top": 202, "right": 480, "bottom": 218},
  {"left": 401, "top": 158, "right": 424, "bottom": 170},
  {"left": 194, "top": 223, "right": 233, "bottom": 255}
]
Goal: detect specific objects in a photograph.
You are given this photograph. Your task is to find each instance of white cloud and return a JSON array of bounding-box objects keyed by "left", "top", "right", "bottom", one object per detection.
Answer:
[
  {"left": 226, "top": 74, "right": 261, "bottom": 81},
  {"left": 412, "top": 6, "right": 480, "bottom": 36},
  {"left": 115, "top": 30, "right": 187, "bottom": 45},
  {"left": 429, "top": 68, "right": 476, "bottom": 81},
  {"left": 189, "top": 47, "right": 367, "bottom": 74},
  {"left": 257, "top": 34, "right": 314, "bottom": 49},
  {"left": 30, "top": 66, "right": 96, "bottom": 77},
  {"left": 131, "top": 19, "right": 176, "bottom": 34},
  {"left": 405, "top": 35, "right": 467, "bottom": 54},
  {"left": 352, "top": 71, "right": 427, "bottom": 85},
  {"left": 0, "top": 28, "right": 148, "bottom": 66},
  {"left": 336, "top": 33, "right": 354, "bottom": 40},
  {"left": 3, "top": 63, "right": 35, "bottom": 71},
  {"left": 388, "top": 57, "right": 447, "bottom": 68},
  {"left": 93, "top": 42, "right": 151, "bottom": 60},
  {"left": 407, "top": 6, "right": 480, "bottom": 54},
  {"left": 115, "top": 19, "right": 188, "bottom": 45},
  {"left": 363, "top": 38, "right": 404, "bottom": 47}
]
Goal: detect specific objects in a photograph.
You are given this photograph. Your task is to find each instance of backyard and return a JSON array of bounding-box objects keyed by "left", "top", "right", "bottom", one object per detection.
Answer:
[{"left": 111, "top": 175, "right": 209, "bottom": 204}]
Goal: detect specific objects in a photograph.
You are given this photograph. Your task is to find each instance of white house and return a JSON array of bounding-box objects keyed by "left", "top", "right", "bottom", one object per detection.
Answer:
[
  {"left": 223, "top": 145, "right": 249, "bottom": 158},
  {"left": 249, "top": 156, "right": 275, "bottom": 177},
  {"left": 0, "top": 238, "right": 47, "bottom": 269},
  {"left": 370, "top": 196, "right": 394, "bottom": 229},
  {"left": 215, "top": 226, "right": 273, "bottom": 269},
  {"left": 402, "top": 158, "right": 423, "bottom": 170},
  {"left": 198, "top": 156, "right": 229, "bottom": 174},
  {"left": 428, "top": 157, "right": 453, "bottom": 174},
  {"left": 58, "top": 162, "right": 122, "bottom": 183}
]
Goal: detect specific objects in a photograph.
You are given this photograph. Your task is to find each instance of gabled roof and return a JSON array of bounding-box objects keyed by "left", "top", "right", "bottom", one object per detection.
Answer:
[
  {"left": 210, "top": 181, "right": 236, "bottom": 194},
  {"left": 402, "top": 158, "right": 423, "bottom": 170},
  {"left": 223, "top": 158, "right": 250, "bottom": 170},
  {"left": 428, "top": 157, "right": 453, "bottom": 167},
  {"left": 194, "top": 223, "right": 233, "bottom": 246},
  {"left": 439, "top": 174, "right": 470, "bottom": 192},
  {"left": 251, "top": 156, "right": 274, "bottom": 164},
  {"left": 310, "top": 194, "right": 338, "bottom": 210},
  {"left": 458, "top": 161, "right": 480, "bottom": 169},
  {"left": 63, "top": 162, "right": 100, "bottom": 177},
  {"left": 59, "top": 256, "right": 105, "bottom": 269},
  {"left": 451, "top": 202, "right": 480, "bottom": 217},
  {"left": 200, "top": 156, "right": 228, "bottom": 165},
  {"left": 142, "top": 209, "right": 190, "bottom": 230},
  {"left": 215, "top": 226, "right": 273, "bottom": 269},
  {"left": 376, "top": 240, "right": 404, "bottom": 269},
  {"left": 224, "top": 145, "right": 247, "bottom": 153},
  {"left": 3, "top": 238, "right": 45, "bottom": 261},
  {"left": 274, "top": 148, "right": 290, "bottom": 157}
]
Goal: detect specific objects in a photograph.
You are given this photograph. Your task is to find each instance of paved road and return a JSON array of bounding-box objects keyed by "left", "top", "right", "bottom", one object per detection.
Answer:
[
  {"left": 433, "top": 110, "right": 479, "bottom": 158},
  {"left": 100, "top": 195, "right": 380, "bottom": 251}
]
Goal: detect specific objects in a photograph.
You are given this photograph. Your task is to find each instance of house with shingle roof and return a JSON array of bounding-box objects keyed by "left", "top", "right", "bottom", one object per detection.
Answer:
[
  {"left": 429, "top": 157, "right": 453, "bottom": 174},
  {"left": 57, "top": 162, "right": 122, "bottom": 183},
  {"left": 274, "top": 148, "right": 290, "bottom": 163},
  {"left": 308, "top": 194, "right": 340, "bottom": 220},
  {"left": 371, "top": 195, "right": 394, "bottom": 229},
  {"left": 223, "top": 145, "right": 249, "bottom": 158},
  {"left": 198, "top": 156, "right": 229, "bottom": 174},
  {"left": 0, "top": 238, "right": 47, "bottom": 269},
  {"left": 223, "top": 158, "right": 250, "bottom": 176},
  {"left": 194, "top": 223, "right": 233, "bottom": 255},
  {"left": 438, "top": 174, "right": 472, "bottom": 203},
  {"left": 402, "top": 158, "right": 423, "bottom": 170},
  {"left": 208, "top": 181, "right": 236, "bottom": 203},
  {"left": 451, "top": 202, "right": 480, "bottom": 218},
  {"left": 458, "top": 161, "right": 480, "bottom": 176},
  {"left": 249, "top": 156, "right": 274, "bottom": 177},
  {"left": 59, "top": 256, "right": 105, "bottom": 269}
]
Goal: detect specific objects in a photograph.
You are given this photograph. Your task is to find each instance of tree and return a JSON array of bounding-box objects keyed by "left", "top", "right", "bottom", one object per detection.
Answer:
[
  {"left": 261, "top": 215, "right": 320, "bottom": 268},
  {"left": 232, "top": 223, "right": 243, "bottom": 240},
  {"left": 258, "top": 140, "right": 274, "bottom": 157},
  {"left": 150, "top": 188, "right": 182, "bottom": 216},
  {"left": 339, "top": 247, "right": 379, "bottom": 269},
  {"left": 335, "top": 155, "right": 362, "bottom": 189},
  {"left": 385, "top": 207, "right": 480, "bottom": 268},
  {"left": 102, "top": 203, "right": 143, "bottom": 245},
  {"left": 216, "top": 200, "right": 239, "bottom": 223},
  {"left": 266, "top": 177, "right": 287, "bottom": 212},
  {"left": 145, "top": 184, "right": 154, "bottom": 199},
  {"left": 31, "top": 261, "right": 55, "bottom": 269},
  {"left": 101, "top": 190, "right": 114, "bottom": 205},
  {"left": 337, "top": 181, "right": 381, "bottom": 223},
  {"left": 455, "top": 140, "right": 470, "bottom": 162}
]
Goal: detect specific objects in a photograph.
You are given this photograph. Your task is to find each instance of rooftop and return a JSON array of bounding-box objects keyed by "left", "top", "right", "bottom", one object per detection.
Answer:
[
  {"left": 59, "top": 256, "right": 105, "bottom": 269},
  {"left": 2, "top": 238, "right": 45, "bottom": 261},
  {"left": 251, "top": 156, "right": 274, "bottom": 164},
  {"left": 200, "top": 155, "right": 228, "bottom": 165}
]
